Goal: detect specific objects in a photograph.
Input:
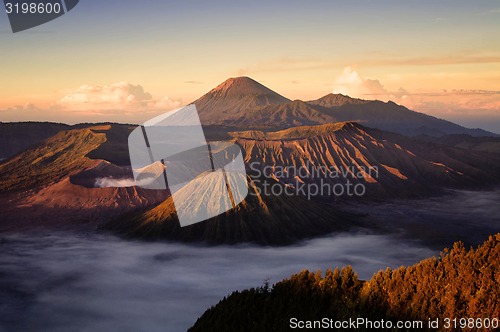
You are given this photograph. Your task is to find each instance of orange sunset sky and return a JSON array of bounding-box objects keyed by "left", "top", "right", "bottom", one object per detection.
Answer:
[{"left": 1, "top": 0, "right": 500, "bottom": 132}]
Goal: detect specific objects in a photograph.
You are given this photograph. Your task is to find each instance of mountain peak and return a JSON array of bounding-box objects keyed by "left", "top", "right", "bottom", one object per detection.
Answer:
[
  {"left": 194, "top": 77, "right": 290, "bottom": 124},
  {"left": 307, "top": 93, "right": 368, "bottom": 108},
  {"left": 216, "top": 76, "right": 258, "bottom": 86},
  {"left": 193, "top": 78, "right": 497, "bottom": 137},
  {"left": 207, "top": 76, "right": 288, "bottom": 99}
]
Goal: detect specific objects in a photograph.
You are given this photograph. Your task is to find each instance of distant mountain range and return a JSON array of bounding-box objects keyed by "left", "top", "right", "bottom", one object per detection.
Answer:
[
  {"left": 1, "top": 77, "right": 500, "bottom": 242},
  {"left": 194, "top": 77, "right": 496, "bottom": 137}
]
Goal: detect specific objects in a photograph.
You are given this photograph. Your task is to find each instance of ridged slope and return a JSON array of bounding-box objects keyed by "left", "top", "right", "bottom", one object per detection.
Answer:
[
  {"left": 231, "top": 122, "right": 500, "bottom": 197},
  {"left": 109, "top": 122, "right": 500, "bottom": 243},
  {"left": 106, "top": 173, "right": 356, "bottom": 245}
]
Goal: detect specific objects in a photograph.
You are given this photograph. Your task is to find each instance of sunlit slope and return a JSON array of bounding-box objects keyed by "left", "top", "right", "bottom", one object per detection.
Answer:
[
  {"left": 108, "top": 122, "right": 500, "bottom": 243},
  {"left": 106, "top": 171, "right": 357, "bottom": 245},
  {"left": 232, "top": 122, "right": 500, "bottom": 197}
]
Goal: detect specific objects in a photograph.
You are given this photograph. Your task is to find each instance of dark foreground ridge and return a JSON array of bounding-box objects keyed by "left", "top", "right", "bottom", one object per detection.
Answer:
[{"left": 189, "top": 234, "right": 500, "bottom": 331}]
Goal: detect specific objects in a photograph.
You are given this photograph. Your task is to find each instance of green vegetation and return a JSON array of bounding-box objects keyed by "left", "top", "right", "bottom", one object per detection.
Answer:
[{"left": 189, "top": 234, "right": 500, "bottom": 331}]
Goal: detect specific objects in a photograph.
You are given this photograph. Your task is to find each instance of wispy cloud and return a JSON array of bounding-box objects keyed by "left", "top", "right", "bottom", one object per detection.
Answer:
[
  {"left": 237, "top": 54, "right": 500, "bottom": 76},
  {"left": 363, "top": 55, "right": 500, "bottom": 67},
  {"left": 477, "top": 7, "right": 500, "bottom": 16}
]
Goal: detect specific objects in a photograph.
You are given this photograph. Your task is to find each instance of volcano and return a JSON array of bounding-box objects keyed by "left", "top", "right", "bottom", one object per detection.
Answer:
[
  {"left": 193, "top": 77, "right": 497, "bottom": 137},
  {"left": 195, "top": 77, "right": 290, "bottom": 126}
]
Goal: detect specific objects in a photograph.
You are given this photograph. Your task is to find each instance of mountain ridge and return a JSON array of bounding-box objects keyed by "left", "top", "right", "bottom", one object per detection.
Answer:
[
  {"left": 2, "top": 121, "right": 500, "bottom": 241},
  {"left": 105, "top": 122, "right": 500, "bottom": 243},
  {"left": 0, "top": 125, "right": 167, "bottom": 232},
  {"left": 193, "top": 77, "right": 497, "bottom": 137},
  {"left": 307, "top": 93, "right": 369, "bottom": 108}
]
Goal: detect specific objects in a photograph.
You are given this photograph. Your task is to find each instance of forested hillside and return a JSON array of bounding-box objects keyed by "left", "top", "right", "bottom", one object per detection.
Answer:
[{"left": 190, "top": 234, "right": 500, "bottom": 331}]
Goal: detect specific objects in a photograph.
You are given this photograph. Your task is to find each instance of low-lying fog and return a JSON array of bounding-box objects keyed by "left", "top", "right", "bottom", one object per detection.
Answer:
[
  {"left": 2, "top": 188, "right": 499, "bottom": 332},
  {"left": 351, "top": 188, "right": 500, "bottom": 250},
  {"left": 0, "top": 231, "right": 434, "bottom": 332}
]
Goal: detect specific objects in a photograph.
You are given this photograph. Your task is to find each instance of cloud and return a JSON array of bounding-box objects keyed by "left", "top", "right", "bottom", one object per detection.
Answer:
[
  {"left": 331, "top": 67, "right": 500, "bottom": 128},
  {"left": 0, "top": 82, "right": 182, "bottom": 124},
  {"left": 149, "top": 96, "right": 181, "bottom": 111},
  {"left": 405, "top": 90, "right": 500, "bottom": 117},
  {"left": 331, "top": 67, "right": 410, "bottom": 102},
  {"left": 94, "top": 177, "right": 139, "bottom": 188},
  {"left": 362, "top": 55, "right": 500, "bottom": 67},
  {"left": 9, "top": 102, "right": 39, "bottom": 111},
  {"left": 0, "top": 231, "right": 437, "bottom": 331},
  {"left": 0, "top": 103, "right": 61, "bottom": 122},
  {"left": 332, "top": 67, "right": 389, "bottom": 98},
  {"left": 55, "top": 82, "right": 180, "bottom": 112},
  {"left": 478, "top": 7, "right": 500, "bottom": 15}
]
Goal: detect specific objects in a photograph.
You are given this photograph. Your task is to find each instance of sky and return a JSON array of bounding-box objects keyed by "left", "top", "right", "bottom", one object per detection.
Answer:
[{"left": 0, "top": 0, "right": 500, "bottom": 132}]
